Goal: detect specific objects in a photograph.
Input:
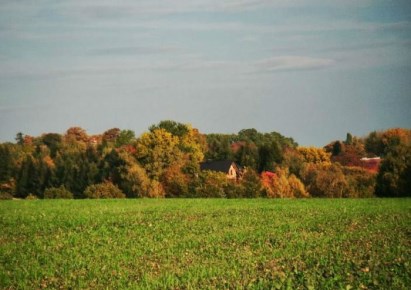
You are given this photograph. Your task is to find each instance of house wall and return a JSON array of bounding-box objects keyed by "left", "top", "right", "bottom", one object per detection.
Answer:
[{"left": 227, "top": 165, "right": 237, "bottom": 179}]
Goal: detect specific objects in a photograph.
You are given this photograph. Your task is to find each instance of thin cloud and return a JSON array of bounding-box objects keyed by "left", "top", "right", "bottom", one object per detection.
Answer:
[
  {"left": 0, "top": 55, "right": 336, "bottom": 81},
  {"left": 88, "top": 45, "right": 181, "bottom": 56},
  {"left": 255, "top": 56, "right": 335, "bottom": 72},
  {"left": 0, "top": 1, "right": 375, "bottom": 21},
  {"left": 139, "top": 19, "right": 411, "bottom": 34}
]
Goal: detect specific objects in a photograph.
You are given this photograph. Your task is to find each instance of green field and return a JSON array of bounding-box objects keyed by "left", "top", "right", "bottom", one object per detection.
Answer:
[{"left": 1, "top": 199, "right": 410, "bottom": 289}]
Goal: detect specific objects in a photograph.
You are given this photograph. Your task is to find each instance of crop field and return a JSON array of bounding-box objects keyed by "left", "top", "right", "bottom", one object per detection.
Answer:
[{"left": 0, "top": 199, "right": 410, "bottom": 289}]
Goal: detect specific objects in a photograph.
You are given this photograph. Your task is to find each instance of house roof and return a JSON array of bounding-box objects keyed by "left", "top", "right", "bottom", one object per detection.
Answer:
[
  {"left": 262, "top": 171, "right": 277, "bottom": 178},
  {"left": 200, "top": 160, "right": 237, "bottom": 173}
]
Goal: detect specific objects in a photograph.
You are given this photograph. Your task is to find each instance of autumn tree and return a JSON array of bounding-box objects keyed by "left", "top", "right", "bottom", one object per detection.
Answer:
[
  {"left": 281, "top": 148, "right": 305, "bottom": 178},
  {"left": 161, "top": 162, "right": 190, "bottom": 197},
  {"left": 102, "top": 128, "right": 121, "bottom": 143},
  {"left": 65, "top": 127, "right": 89, "bottom": 143},
  {"left": 298, "top": 147, "right": 331, "bottom": 165},
  {"left": 301, "top": 163, "right": 349, "bottom": 198},
  {"left": 116, "top": 152, "right": 152, "bottom": 198},
  {"left": 262, "top": 168, "right": 308, "bottom": 198},
  {"left": 343, "top": 167, "right": 376, "bottom": 198},
  {"left": 136, "top": 128, "right": 181, "bottom": 180}
]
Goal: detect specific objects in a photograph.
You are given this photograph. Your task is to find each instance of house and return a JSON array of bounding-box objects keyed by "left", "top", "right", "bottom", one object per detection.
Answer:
[
  {"left": 360, "top": 157, "right": 381, "bottom": 173},
  {"left": 200, "top": 160, "right": 240, "bottom": 180}
]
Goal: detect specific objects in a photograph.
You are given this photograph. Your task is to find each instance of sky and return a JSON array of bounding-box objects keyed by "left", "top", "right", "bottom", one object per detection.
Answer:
[{"left": 0, "top": 0, "right": 410, "bottom": 146}]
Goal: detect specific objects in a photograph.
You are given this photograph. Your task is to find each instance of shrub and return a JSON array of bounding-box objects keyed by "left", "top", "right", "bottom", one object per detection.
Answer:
[
  {"left": 196, "top": 171, "right": 228, "bottom": 198},
  {"left": 44, "top": 186, "right": 73, "bottom": 199},
  {"left": 301, "top": 163, "right": 349, "bottom": 198},
  {"left": 0, "top": 192, "right": 13, "bottom": 200},
  {"left": 119, "top": 161, "right": 151, "bottom": 198},
  {"left": 240, "top": 169, "right": 263, "bottom": 198},
  {"left": 224, "top": 182, "right": 243, "bottom": 198},
  {"left": 343, "top": 167, "right": 376, "bottom": 198},
  {"left": 161, "top": 164, "right": 189, "bottom": 197},
  {"left": 83, "top": 182, "right": 126, "bottom": 199},
  {"left": 25, "top": 194, "right": 38, "bottom": 200},
  {"left": 262, "top": 168, "right": 308, "bottom": 198},
  {"left": 147, "top": 180, "right": 166, "bottom": 198}
]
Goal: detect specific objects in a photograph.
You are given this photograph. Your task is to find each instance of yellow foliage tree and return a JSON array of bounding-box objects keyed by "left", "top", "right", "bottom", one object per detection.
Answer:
[
  {"left": 136, "top": 129, "right": 181, "bottom": 179},
  {"left": 262, "top": 167, "right": 308, "bottom": 198},
  {"left": 297, "top": 147, "right": 331, "bottom": 165}
]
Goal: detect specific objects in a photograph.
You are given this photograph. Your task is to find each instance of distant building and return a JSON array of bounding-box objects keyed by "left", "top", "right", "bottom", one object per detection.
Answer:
[
  {"left": 360, "top": 157, "right": 381, "bottom": 173},
  {"left": 200, "top": 160, "right": 240, "bottom": 180},
  {"left": 89, "top": 137, "right": 98, "bottom": 146}
]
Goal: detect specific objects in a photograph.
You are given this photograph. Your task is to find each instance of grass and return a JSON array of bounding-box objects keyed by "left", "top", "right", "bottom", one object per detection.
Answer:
[{"left": 0, "top": 199, "right": 410, "bottom": 289}]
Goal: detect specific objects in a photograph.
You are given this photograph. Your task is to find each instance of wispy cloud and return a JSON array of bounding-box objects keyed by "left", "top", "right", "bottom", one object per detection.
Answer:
[
  {"left": 88, "top": 45, "right": 181, "bottom": 56},
  {"left": 138, "top": 19, "right": 411, "bottom": 34},
  {"left": 0, "top": 54, "right": 337, "bottom": 81},
  {"left": 254, "top": 56, "right": 335, "bottom": 72}
]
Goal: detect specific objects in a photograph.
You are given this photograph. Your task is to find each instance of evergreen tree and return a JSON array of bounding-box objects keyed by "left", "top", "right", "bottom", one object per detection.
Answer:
[
  {"left": 16, "top": 155, "right": 40, "bottom": 198},
  {"left": 0, "top": 144, "right": 13, "bottom": 183},
  {"left": 345, "top": 133, "right": 353, "bottom": 145}
]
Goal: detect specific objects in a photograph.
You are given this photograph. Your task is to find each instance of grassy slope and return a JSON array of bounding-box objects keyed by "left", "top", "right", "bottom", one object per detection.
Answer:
[{"left": 0, "top": 199, "right": 410, "bottom": 289}]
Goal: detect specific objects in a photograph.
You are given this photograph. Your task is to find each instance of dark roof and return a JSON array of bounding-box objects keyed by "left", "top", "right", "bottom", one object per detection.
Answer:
[{"left": 200, "top": 160, "right": 237, "bottom": 173}]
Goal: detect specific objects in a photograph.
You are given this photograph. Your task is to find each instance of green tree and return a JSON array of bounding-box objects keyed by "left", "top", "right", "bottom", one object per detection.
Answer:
[
  {"left": 98, "top": 149, "right": 125, "bottom": 184},
  {"left": 375, "top": 144, "right": 411, "bottom": 197},
  {"left": 0, "top": 144, "right": 13, "bottom": 184},
  {"left": 235, "top": 142, "right": 259, "bottom": 170},
  {"left": 149, "top": 120, "right": 189, "bottom": 137},
  {"left": 15, "top": 155, "right": 40, "bottom": 198},
  {"left": 115, "top": 130, "right": 136, "bottom": 147},
  {"left": 345, "top": 133, "right": 353, "bottom": 145},
  {"left": 332, "top": 141, "right": 343, "bottom": 156},
  {"left": 53, "top": 149, "right": 94, "bottom": 198},
  {"left": 41, "top": 133, "right": 62, "bottom": 158},
  {"left": 205, "top": 134, "right": 234, "bottom": 161},
  {"left": 238, "top": 128, "right": 259, "bottom": 143},
  {"left": 240, "top": 169, "right": 263, "bottom": 198},
  {"left": 196, "top": 171, "right": 228, "bottom": 198},
  {"left": 15, "top": 132, "right": 24, "bottom": 145},
  {"left": 258, "top": 141, "right": 282, "bottom": 172}
]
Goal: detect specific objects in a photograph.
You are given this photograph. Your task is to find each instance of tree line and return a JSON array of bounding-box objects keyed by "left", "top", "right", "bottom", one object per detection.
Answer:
[{"left": 0, "top": 121, "right": 410, "bottom": 199}]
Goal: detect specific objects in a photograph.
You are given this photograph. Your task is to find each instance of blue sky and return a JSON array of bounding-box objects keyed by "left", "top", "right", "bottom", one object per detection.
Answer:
[{"left": 0, "top": 0, "right": 410, "bottom": 146}]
